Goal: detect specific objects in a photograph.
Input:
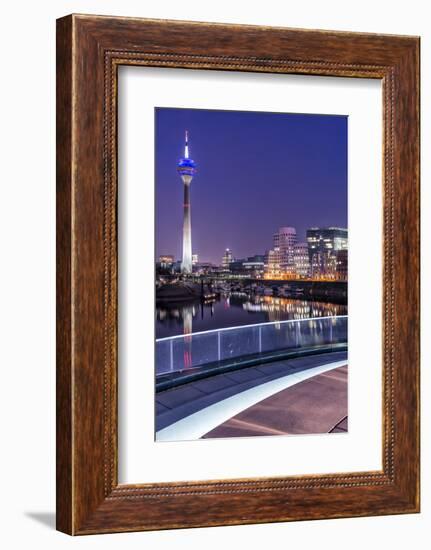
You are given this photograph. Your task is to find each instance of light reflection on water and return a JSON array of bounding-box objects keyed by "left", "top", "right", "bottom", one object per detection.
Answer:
[{"left": 156, "top": 294, "right": 347, "bottom": 339}]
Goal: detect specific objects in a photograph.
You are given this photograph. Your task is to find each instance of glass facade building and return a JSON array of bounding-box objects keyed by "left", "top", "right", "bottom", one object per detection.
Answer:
[
  {"left": 306, "top": 227, "right": 348, "bottom": 280},
  {"left": 293, "top": 242, "right": 310, "bottom": 278}
]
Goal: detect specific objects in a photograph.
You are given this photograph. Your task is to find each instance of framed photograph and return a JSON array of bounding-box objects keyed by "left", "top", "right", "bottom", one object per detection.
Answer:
[{"left": 56, "top": 14, "right": 420, "bottom": 534}]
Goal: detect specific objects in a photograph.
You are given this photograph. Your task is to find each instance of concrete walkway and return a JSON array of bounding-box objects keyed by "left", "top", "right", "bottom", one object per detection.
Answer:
[
  {"left": 203, "top": 366, "right": 347, "bottom": 439},
  {"left": 155, "top": 351, "right": 347, "bottom": 440}
]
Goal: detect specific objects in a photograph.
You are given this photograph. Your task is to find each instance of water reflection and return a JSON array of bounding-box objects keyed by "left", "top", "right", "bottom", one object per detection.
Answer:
[{"left": 156, "top": 294, "right": 347, "bottom": 339}]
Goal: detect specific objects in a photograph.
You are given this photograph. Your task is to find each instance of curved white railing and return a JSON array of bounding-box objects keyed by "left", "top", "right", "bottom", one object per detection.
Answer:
[{"left": 156, "top": 315, "right": 347, "bottom": 377}]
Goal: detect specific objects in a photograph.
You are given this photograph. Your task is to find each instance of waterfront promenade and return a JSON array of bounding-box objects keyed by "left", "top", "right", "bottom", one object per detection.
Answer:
[
  {"left": 155, "top": 316, "right": 348, "bottom": 441},
  {"left": 156, "top": 351, "right": 347, "bottom": 441},
  {"left": 202, "top": 364, "right": 347, "bottom": 438}
]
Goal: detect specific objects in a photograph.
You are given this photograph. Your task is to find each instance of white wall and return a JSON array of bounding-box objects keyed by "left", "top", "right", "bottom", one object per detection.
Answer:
[{"left": 0, "top": 1, "right": 428, "bottom": 548}]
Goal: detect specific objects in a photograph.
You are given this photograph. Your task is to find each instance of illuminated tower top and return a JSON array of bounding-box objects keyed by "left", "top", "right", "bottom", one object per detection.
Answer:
[{"left": 177, "top": 130, "right": 197, "bottom": 178}]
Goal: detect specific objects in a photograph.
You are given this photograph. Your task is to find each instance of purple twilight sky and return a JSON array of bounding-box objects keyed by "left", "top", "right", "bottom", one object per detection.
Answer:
[{"left": 155, "top": 107, "right": 347, "bottom": 265}]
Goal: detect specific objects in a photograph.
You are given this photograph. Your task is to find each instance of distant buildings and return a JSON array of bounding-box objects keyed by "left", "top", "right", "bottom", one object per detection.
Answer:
[
  {"left": 222, "top": 248, "right": 234, "bottom": 270},
  {"left": 265, "top": 248, "right": 281, "bottom": 279},
  {"left": 159, "top": 227, "right": 347, "bottom": 281},
  {"left": 196, "top": 262, "right": 217, "bottom": 274},
  {"left": 273, "top": 227, "right": 297, "bottom": 275},
  {"left": 263, "top": 226, "right": 347, "bottom": 280},
  {"left": 159, "top": 255, "right": 175, "bottom": 269},
  {"left": 242, "top": 255, "right": 266, "bottom": 273},
  {"left": 306, "top": 227, "right": 348, "bottom": 280},
  {"left": 335, "top": 248, "right": 348, "bottom": 280},
  {"left": 264, "top": 227, "right": 299, "bottom": 279},
  {"left": 293, "top": 243, "right": 310, "bottom": 278},
  {"left": 229, "top": 255, "right": 265, "bottom": 277}
]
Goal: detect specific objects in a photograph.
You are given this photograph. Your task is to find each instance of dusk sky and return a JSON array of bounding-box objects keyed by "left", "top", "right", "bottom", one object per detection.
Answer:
[{"left": 155, "top": 107, "right": 347, "bottom": 265}]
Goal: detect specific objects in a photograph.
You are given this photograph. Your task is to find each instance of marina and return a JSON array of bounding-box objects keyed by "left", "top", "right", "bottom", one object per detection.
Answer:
[{"left": 156, "top": 285, "right": 347, "bottom": 339}]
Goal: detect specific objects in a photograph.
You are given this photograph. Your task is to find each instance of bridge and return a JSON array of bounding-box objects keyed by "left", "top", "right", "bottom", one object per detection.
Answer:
[{"left": 155, "top": 316, "right": 348, "bottom": 441}]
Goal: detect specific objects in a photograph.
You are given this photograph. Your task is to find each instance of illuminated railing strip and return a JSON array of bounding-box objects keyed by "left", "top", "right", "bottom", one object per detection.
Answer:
[
  {"left": 156, "top": 316, "right": 348, "bottom": 377},
  {"left": 156, "top": 315, "right": 347, "bottom": 342}
]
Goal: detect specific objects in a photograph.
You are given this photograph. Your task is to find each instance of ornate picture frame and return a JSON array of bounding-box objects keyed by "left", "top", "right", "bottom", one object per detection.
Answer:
[{"left": 56, "top": 14, "right": 420, "bottom": 534}]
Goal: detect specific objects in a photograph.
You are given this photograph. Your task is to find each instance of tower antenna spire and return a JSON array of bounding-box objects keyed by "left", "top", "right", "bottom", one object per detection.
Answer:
[{"left": 184, "top": 130, "right": 189, "bottom": 159}]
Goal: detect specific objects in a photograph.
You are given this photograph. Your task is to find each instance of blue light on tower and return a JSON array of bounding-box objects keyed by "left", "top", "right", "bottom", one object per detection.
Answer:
[
  {"left": 178, "top": 131, "right": 196, "bottom": 274},
  {"left": 177, "top": 130, "right": 197, "bottom": 177}
]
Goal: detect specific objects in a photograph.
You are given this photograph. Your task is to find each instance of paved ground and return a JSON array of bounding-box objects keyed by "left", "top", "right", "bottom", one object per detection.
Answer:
[
  {"left": 156, "top": 351, "right": 347, "bottom": 432},
  {"left": 202, "top": 365, "right": 348, "bottom": 438}
]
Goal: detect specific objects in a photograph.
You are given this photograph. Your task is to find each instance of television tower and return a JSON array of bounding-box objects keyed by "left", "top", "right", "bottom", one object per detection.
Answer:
[{"left": 177, "top": 131, "right": 197, "bottom": 274}]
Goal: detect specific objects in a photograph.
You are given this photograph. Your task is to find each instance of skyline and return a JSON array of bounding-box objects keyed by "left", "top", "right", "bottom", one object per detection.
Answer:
[{"left": 155, "top": 107, "right": 348, "bottom": 265}]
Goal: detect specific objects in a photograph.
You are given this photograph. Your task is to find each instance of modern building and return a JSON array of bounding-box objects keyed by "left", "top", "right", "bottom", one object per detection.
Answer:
[
  {"left": 193, "top": 262, "right": 217, "bottom": 275},
  {"left": 293, "top": 243, "right": 310, "bottom": 278},
  {"left": 177, "top": 131, "right": 197, "bottom": 274},
  {"left": 192, "top": 253, "right": 199, "bottom": 266},
  {"left": 306, "top": 227, "right": 348, "bottom": 279},
  {"left": 229, "top": 255, "right": 265, "bottom": 277},
  {"left": 222, "top": 248, "right": 234, "bottom": 270},
  {"left": 172, "top": 260, "right": 182, "bottom": 272},
  {"left": 158, "top": 255, "right": 175, "bottom": 269},
  {"left": 335, "top": 248, "right": 348, "bottom": 280},
  {"left": 244, "top": 254, "right": 265, "bottom": 270},
  {"left": 273, "top": 227, "right": 297, "bottom": 275},
  {"left": 265, "top": 247, "right": 282, "bottom": 279}
]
